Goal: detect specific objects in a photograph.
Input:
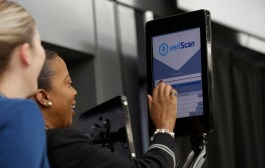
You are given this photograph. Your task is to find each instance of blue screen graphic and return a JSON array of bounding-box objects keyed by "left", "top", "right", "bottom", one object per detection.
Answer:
[{"left": 152, "top": 28, "right": 203, "bottom": 118}]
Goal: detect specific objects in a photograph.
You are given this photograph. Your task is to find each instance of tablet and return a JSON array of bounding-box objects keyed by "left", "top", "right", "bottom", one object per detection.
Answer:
[
  {"left": 146, "top": 9, "right": 215, "bottom": 136},
  {"left": 79, "top": 95, "right": 136, "bottom": 159}
]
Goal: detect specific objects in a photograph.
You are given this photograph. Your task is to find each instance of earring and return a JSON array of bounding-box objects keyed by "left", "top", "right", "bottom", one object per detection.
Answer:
[{"left": 44, "top": 101, "right": 52, "bottom": 107}]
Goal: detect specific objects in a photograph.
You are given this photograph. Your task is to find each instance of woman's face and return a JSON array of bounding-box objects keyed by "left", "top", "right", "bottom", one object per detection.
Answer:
[{"left": 47, "top": 56, "right": 77, "bottom": 128}]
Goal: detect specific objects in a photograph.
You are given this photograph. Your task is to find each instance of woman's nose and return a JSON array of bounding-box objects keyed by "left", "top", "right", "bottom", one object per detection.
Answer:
[{"left": 73, "top": 87, "right": 77, "bottom": 97}]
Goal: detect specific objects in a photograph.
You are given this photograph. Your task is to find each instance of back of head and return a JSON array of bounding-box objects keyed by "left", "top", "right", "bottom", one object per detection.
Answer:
[{"left": 0, "top": 0, "right": 35, "bottom": 76}]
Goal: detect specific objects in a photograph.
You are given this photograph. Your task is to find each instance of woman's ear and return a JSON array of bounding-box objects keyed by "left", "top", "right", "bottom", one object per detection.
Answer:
[
  {"left": 18, "top": 43, "right": 31, "bottom": 66},
  {"left": 35, "top": 89, "right": 52, "bottom": 108}
]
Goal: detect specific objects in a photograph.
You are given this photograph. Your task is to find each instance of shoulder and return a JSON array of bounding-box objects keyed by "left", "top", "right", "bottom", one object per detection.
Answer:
[
  {"left": 46, "top": 128, "right": 130, "bottom": 168},
  {"left": 46, "top": 128, "right": 90, "bottom": 147},
  {"left": 47, "top": 128, "right": 87, "bottom": 139},
  {"left": 0, "top": 99, "right": 48, "bottom": 168},
  {"left": 0, "top": 98, "right": 43, "bottom": 127},
  {"left": 0, "top": 98, "right": 40, "bottom": 114}
]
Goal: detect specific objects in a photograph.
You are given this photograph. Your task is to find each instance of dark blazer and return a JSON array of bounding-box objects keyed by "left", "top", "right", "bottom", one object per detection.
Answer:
[{"left": 46, "top": 128, "right": 179, "bottom": 168}]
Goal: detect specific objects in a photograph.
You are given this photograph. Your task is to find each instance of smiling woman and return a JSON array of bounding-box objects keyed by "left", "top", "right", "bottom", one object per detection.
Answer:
[
  {"left": 33, "top": 50, "right": 179, "bottom": 168},
  {"left": 34, "top": 50, "right": 77, "bottom": 129}
]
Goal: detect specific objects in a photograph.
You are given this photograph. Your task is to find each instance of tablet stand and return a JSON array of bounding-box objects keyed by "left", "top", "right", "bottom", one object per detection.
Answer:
[{"left": 182, "top": 134, "right": 207, "bottom": 168}]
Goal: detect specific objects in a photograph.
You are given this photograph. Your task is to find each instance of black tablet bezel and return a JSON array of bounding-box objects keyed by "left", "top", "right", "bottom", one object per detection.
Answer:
[{"left": 146, "top": 9, "right": 215, "bottom": 136}]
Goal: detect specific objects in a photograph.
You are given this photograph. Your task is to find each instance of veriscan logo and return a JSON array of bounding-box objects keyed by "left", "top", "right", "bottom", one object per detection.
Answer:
[
  {"left": 159, "top": 43, "right": 168, "bottom": 56},
  {"left": 159, "top": 41, "right": 195, "bottom": 56}
]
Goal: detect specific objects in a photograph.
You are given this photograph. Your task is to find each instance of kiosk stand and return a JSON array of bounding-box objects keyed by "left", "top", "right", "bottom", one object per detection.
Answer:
[{"left": 182, "top": 134, "right": 207, "bottom": 168}]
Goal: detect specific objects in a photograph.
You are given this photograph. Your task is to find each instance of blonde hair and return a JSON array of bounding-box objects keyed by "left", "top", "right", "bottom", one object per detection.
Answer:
[{"left": 0, "top": 0, "right": 35, "bottom": 75}]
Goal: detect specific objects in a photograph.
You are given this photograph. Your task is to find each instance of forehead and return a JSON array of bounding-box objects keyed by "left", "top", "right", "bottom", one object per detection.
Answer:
[{"left": 51, "top": 56, "right": 69, "bottom": 80}]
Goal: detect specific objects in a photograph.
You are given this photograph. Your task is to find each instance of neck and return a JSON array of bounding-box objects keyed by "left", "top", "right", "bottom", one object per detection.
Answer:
[
  {"left": 0, "top": 72, "right": 32, "bottom": 98},
  {"left": 44, "top": 120, "right": 55, "bottom": 130}
]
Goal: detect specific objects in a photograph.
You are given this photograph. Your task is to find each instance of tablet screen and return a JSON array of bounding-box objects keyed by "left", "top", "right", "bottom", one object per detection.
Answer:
[
  {"left": 146, "top": 9, "right": 215, "bottom": 135},
  {"left": 152, "top": 27, "right": 203, "bottom": 119}
]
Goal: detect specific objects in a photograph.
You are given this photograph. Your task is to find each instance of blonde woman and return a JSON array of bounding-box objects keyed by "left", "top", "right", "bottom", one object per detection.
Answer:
[{"left": 0, "top": 0, "right": 49, "bottom": 167}]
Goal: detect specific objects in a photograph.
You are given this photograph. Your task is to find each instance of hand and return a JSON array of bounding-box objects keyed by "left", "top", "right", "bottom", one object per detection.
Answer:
[{"left": 147, "top": 82, "right": 178, "bottom": 132}]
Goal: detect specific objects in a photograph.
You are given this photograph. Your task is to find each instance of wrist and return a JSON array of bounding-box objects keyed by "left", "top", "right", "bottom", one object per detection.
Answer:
[{"left": 151, "top": 129, "right": 175, "bottom": 141}]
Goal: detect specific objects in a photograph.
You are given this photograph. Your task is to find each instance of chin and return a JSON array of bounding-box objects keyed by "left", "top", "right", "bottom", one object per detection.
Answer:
[{"left": 66, "top": 121, "right": 73, "bottom": 127}]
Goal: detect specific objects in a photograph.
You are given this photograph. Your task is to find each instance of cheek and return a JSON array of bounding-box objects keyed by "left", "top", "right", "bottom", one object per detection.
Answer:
[
  {"left": 52, "top": 99, "right": 71, "bottom": 127},
  {"left": 38, "top": 46, "right": 45, "bottom": 67},
  {"left": 62, "top": 101, "right": 74, "bottom": 127},
  {"left": 51, "top": 84, "right": 76, "bottom": 125},
  {"left": 55, "top": 89, "right": 74, "bottom": 118},
  {"left": 33, "top": 45, "right": 45, "bottom": 75}
]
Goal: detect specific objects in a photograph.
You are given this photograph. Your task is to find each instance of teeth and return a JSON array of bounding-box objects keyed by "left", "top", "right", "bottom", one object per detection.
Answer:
[{"left": 71, "top": 105, "right": 76, "bottom": 109}]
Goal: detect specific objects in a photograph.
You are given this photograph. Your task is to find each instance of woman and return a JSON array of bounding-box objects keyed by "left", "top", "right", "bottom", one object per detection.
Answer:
[
  {"left": 35, "top": 50, "right": 179, "bottom": 168},
  {"left": 0, "top": 0, "right": 49, "bottom": 167},
  {"left": 35, "top": 49, "right": 77, "bottom": 129}
]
